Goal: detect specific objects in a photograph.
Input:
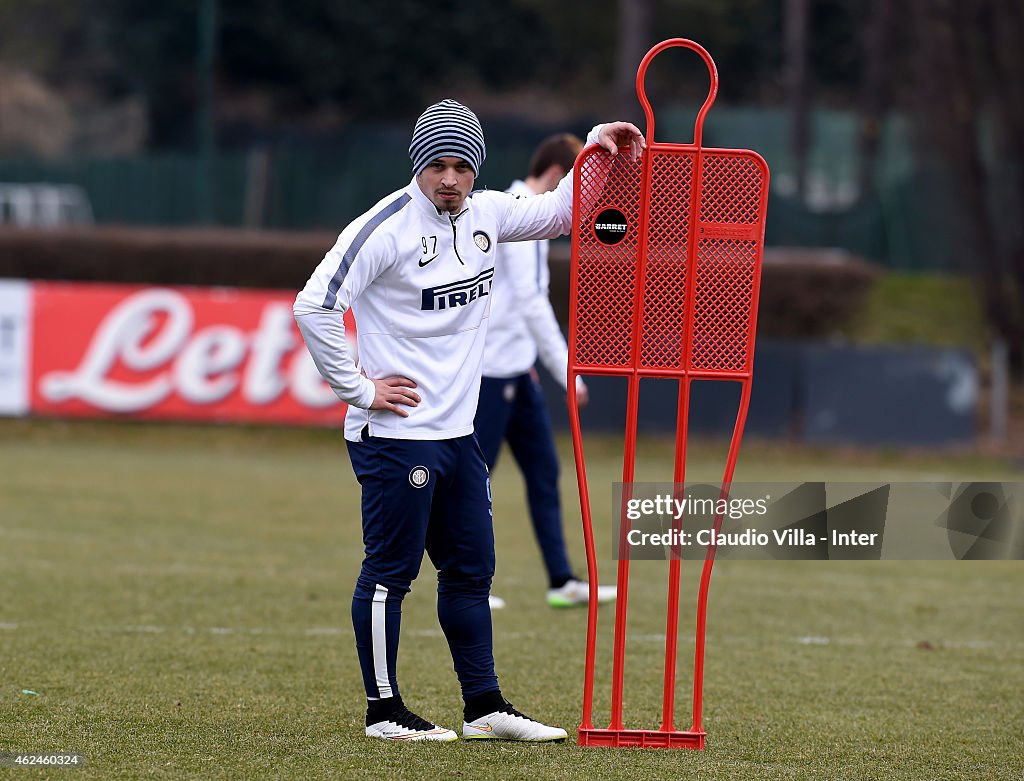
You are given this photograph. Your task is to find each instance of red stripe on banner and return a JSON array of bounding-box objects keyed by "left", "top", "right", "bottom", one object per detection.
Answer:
[{"left": 29, "top": 281, "right": 348, "bottom": 426}]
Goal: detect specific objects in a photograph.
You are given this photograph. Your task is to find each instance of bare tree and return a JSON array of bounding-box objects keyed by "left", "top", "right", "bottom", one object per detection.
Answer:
[
  {"left": 784, "top": 0, "right": 810, "bottom": 200},
  {"left": 911, "top": 0, "right": 1024, "bottom": 370},
  {"left": 857, "top": 0, "right": 893, "bottom": 198},
  {"left": 613, "top": 0, "right": 653, "bottom": 126}
]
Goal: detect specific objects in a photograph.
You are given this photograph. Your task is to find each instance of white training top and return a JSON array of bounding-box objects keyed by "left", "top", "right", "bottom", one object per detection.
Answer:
[
  {"left": 293, "top": 125, "right": 600, "bottom": 442},
  {"left": 480, "top": 180, "right": 571, "bottom": 389}
]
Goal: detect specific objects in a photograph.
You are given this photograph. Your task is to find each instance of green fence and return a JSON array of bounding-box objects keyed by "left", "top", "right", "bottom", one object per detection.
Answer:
[{"left": 0, "top": 108, "right": 972, "bottom": 271}]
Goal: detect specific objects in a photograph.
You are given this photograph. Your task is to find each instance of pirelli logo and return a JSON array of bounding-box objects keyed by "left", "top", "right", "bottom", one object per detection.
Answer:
[{"left": 421, "top": 268, "right": 495, "bottom": 311}]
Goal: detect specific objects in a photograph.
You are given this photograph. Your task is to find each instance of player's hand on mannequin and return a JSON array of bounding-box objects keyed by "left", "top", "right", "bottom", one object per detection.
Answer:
[
  {"left": 597, "top": 122, "right": 646, "bottom": 162},
  {"left": 369, "top": 376, "right": 420, "bottom": 417}
]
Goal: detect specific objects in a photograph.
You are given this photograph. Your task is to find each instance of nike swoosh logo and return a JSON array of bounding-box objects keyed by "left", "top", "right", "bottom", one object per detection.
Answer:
[
  {"left": 393, "top": 729, "right": 447, "bottom": 740},
  {"left": 474, "top": 724, "right": 493, "bottom": 732},
  {"left": 419, "top": 255, "right": 439, "bottom": 267}
]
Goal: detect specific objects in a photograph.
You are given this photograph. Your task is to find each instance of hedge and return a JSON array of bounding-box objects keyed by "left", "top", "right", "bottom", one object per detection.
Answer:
[{"left": 0, "top": 227, "right": 876, "bottom": 337}]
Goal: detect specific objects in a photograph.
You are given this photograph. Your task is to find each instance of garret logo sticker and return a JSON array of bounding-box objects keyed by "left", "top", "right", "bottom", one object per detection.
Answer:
[
  {"left": 473, "top": 231, "right": 492, "bottom": 253},
  {"left": 409, "top": 466, "right": 430, "bottom": 488},
  {"left": 593, "top": 208, "right": 628, "bottom": 245}
]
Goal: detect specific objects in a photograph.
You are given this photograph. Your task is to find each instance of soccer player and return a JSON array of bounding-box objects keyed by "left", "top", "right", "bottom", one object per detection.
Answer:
[
  {"left": 476, "top": 133, "right": 617, "bottom": 610},
  {"left": 294, "top": 99, "right": 643, "bottom": 743}
]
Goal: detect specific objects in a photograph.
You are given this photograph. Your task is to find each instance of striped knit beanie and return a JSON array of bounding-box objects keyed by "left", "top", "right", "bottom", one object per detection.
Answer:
[{"left": 409, "top": 99, "right": 486, "bottom": 175}]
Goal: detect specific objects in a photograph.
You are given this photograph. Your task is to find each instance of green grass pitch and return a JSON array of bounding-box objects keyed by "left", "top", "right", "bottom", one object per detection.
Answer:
[{"left": 1, "top": 418, "right": 1022, "bottom": 780}]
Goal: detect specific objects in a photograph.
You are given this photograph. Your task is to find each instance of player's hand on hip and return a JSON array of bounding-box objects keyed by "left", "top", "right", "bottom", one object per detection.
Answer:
[
  {"left": 598, "top": 122, "right": 646, "bottom": 162},
  {"left": 369, "top": 376, "right": 420, "bottom": 417}
]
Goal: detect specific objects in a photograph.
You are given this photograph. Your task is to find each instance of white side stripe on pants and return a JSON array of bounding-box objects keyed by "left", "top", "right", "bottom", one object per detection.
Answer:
[{"left": 371, "top": 584, "right": 393, "bottom": 698}]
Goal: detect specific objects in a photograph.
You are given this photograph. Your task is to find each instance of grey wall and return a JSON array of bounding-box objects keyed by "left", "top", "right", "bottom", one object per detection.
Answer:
[{"left": 535, "top": 340, "right": 977, "bottom": 446}]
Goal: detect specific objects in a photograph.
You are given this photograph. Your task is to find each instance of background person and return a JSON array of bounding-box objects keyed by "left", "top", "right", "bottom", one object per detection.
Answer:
[{"left": 476, "top": 132, "right": 617, "bottom": 610}]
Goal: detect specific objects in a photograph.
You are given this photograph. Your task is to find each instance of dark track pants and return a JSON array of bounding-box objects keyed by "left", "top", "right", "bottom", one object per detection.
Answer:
[
  {"left": 346, "top": 431, "right": 497, "bottom": 702},
  {"left": 474, "top": 373, "right": 573, "bottom": 588}
]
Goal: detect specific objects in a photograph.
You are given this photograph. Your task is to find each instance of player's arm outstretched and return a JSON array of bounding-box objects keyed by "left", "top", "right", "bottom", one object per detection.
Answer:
[{"left": 493, "top": 122, "right": 645, "bottom": 245}]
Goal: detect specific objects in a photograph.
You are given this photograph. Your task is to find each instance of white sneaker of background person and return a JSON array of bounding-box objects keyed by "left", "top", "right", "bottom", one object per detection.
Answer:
[
  {"left": 463, "top": 700, "right": 567, "bottom": 742},
  {"left": 547, "top": 578, "right": 617, "bottom": 608},
  {"left": 489, "top": 579, "right": 616, "bottom": 610}
]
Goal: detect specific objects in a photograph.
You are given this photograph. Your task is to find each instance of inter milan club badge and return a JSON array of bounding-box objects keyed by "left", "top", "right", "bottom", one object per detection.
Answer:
[
  {"left": 408, "top": 466, "right": 430, "bottom": 488},
  {"left": 473, "top": 231, "right": 491, "bottom": 253}
]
